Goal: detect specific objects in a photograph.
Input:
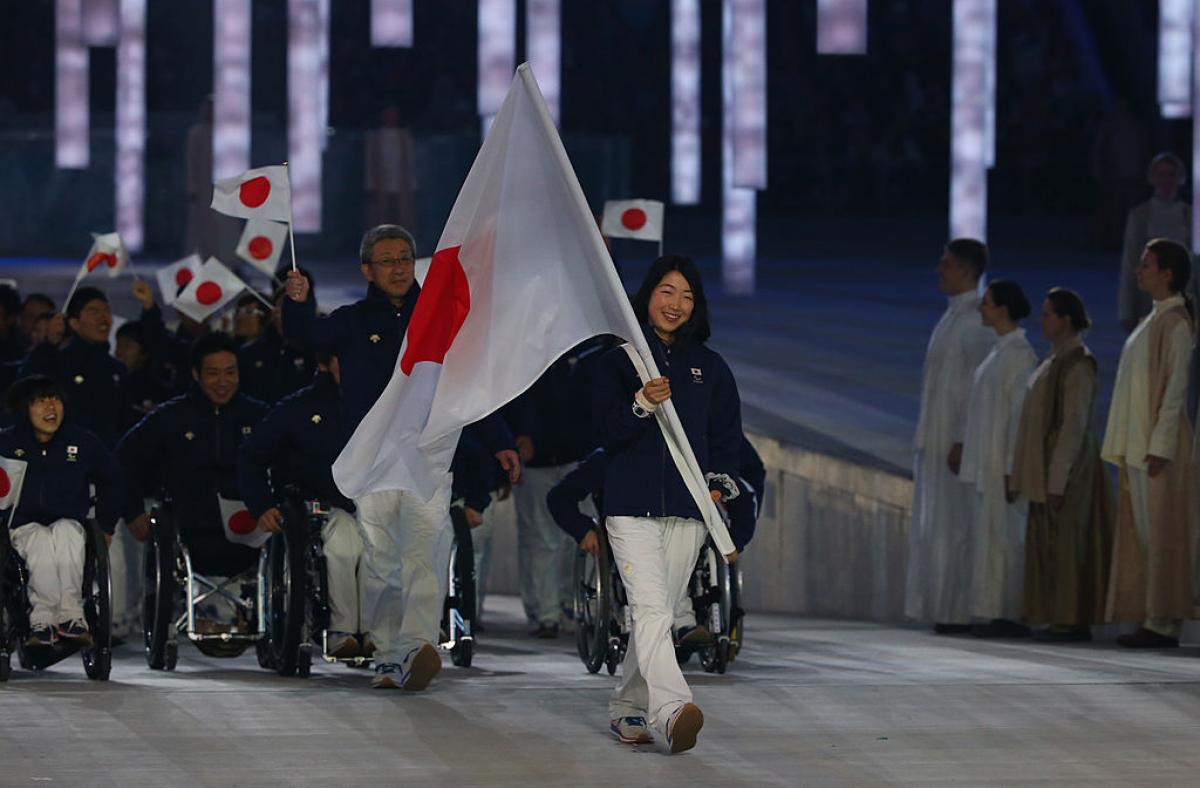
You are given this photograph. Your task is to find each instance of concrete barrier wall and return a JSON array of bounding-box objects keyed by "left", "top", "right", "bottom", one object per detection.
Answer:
[{"left": 480, "top": 431, "right": 916, "bottom": 624}]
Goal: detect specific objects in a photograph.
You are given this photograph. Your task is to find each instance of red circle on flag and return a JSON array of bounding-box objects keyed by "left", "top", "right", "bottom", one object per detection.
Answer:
[
  {"left": 247, "top": 236, "right": 273, "bottom": 260},
  {"left": 621, "top": 208, "right": 647, "bottom": 231},
  {"left": 86, "top": 252, "right": 117, "bottom": 272},
  {"left": 239, "top": 176, "right": 271, "bottom": 208},
  {"left": 228, "top": 510, "right": 257, "bottom": 535},
  {"left": 0, "top": 468, "right": 10, "bottom": 499},
  {"left": 175, "top": 268, "right": 194, "bottom": 287},
  {"left": 196, "top": 281, "right": 223, "bottom": 306}
]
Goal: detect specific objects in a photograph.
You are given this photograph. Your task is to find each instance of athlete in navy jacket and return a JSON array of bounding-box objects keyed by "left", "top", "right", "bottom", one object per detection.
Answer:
[{"left": 591, "top": 255, "right": 743, "bottom": 754}]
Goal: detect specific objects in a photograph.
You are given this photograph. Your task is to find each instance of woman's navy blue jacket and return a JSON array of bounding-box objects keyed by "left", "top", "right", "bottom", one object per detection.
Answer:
[
  {"left": 593, "top": 327, "right": 743, "bottom": 523},
  {"left": 0, "top": 421, "right": 123, "bottom": 534}
]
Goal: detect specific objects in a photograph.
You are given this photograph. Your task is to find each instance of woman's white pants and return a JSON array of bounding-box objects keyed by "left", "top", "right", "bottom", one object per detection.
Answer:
[{"left": 10, "top": 519, "right": 87, "bottom": 629}]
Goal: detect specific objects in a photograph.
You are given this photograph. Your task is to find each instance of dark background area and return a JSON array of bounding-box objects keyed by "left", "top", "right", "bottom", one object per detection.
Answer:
[{"left": 0, "top": 0, "right": 1189, "bottom": 265}]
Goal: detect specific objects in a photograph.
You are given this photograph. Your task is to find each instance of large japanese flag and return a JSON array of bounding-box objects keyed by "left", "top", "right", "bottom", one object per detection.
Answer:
[
  {"left": 219, "top": 496, "right": 270, "bottom": 548},
  {"left": 77, "top": 232, "right": 130, "bottom": 281},
  {"left": 0, "top": 456, "right": 27, "bottom": 511},
  {"left": 601, "top": 199, "right": 664, "bottom": 242},
  {"left": 332, "top": 64, "right": 733, "bottom": 556},
  {"left": 155, "top": 253, "right": 203, "bottom": 306},
  {"left": 174, "top": 257, "right": 248, "bottom": 324},
  {"left": 211, "top": 165, "right": 291, "bottom": 223},
  {"left": 235, "top": 220, "right": 289, "bottom": 277}
]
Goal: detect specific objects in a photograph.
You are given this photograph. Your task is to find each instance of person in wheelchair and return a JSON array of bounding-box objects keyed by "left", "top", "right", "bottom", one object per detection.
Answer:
[
  {"left": 117, "top": 333, "right": 269, "bottom": 629},
  {"left": 1, "top": 375, "right": 123, "bottom": 647},
  {"left": 237, "top": 353, "right": 371, "bottom": 659},
  {"left": 548, "top": 437, "right": 764, "bottom": 651}
]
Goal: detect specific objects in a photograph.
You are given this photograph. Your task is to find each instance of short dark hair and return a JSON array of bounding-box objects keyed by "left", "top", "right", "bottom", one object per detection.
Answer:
[
  {"left": 1146, "top": 237, "right": 1193, "bottom": 294},
  {"left": 116, "top": 321, "right": 146, "bottom": 347},
  {"left": 236, "top": 293, "right": 268, "bottom": 313},
  {"left": 190, "top": 332, "right": 240, "bottom": 373},
  {"left": 7, "top": 374, "right": 66, "bottom": 416},
  {"left": 631, "top": 255, "right": 711, "bottom": 345},
  {"left": 1045, "top": 288, "right": 1091, "bottom": 332},
  {"left": 0, "top": 285, "right": 21, "bottom": 320},
  {"left": 22, "top": 293, "right": 55, "bottom": 313},
  {"left": 359, "top": 225, "right": 416, "bottom": 266},
  {"left": 986, "top": 280, "right": 1031, "bottom": 322},
  {"left": 66, "top": 286, "right": 107, "bottom": 319},
  {"left": 945, "top": 238, "right": 988, "bottom": 281}
]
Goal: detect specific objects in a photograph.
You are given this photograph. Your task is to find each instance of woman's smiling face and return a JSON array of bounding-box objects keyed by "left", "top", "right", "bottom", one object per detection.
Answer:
[{"left": 647, "top": 270, "right": 694, "bottom": 341}]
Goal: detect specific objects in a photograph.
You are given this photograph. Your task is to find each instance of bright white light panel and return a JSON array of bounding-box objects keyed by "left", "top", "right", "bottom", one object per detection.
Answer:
[
  {"left": 478, "top": 0, "right": 516, "bottom": 135},
  {"left": 56, "top": 0, "right": 89, "bottom": 169},
  {"left": 213, "top": 0, "right": 251, "bottom": 180},
  {"left": 82, "top": 0, "right": 120, "bottom": 46},
  {"left": 949, "top": 0, "right": 995, "bottom": 240},
  {"left": 526, "top": 0, "right": 560, "bottom": 124},
  {"left": 371, "top": 0, "right": 412, "bottom": 47},
  {"left": 817, "top": 0, "right": 867, "bottom": 55},
  {"left": 1160, "top": 0, "right": 1193, "bottom": 118},
  {"left": 730, "top": 0, "right": 766, "bottom": 190},
  {"left": 289, "top": 0, "right": 324, "bottom": 231},
  {"left": 672, "top": 0, "right": 701, "bottom": 204},
  {"left": 115, "top": 0, "right": 146, "bottom": 251},
  {"left": 1192, "top": 0, "right": 1200, "bottom": 250},
  {"left": 722, "top": 0, "right": 757, "bottom": 294}
]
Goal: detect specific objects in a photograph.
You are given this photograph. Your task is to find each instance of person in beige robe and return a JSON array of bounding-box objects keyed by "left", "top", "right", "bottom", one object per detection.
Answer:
[
  {"left": 1102, "top": 238, "right": 1200, "bottom": 648},
  {"left": 364, "top": 106, "right": 418, "bottom": 235},
  {"left": 1010, "top": 289, "right": 1112, "bottom": 641}
]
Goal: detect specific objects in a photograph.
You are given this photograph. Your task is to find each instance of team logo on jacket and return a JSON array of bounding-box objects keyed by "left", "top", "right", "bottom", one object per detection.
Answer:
[
  {"left": 242, "top": 426, "right": 253, "bottom": 435},
  {"left": 14, "top": 449, "right": 23, "bottom": 457},
  {"left": 311, "top": 414, "right": 322, "bottom": 424},
  {"left": 67, "top": 445, "right": 78, "bottom": 462},
  {"left": 73, "top": 375, "right": 85, "bottom": 385},
  {"left": 255, "top": 360, "right": 264, "bottom": 368},
  {"left": 369, "top": 334, "right": 381, "bottom": 344},
  {"left": 184, "top": 431, "right": 195, "bottom": 441},
  {"left": 691, "top": 367, "right": 703, "bottom": 384}
]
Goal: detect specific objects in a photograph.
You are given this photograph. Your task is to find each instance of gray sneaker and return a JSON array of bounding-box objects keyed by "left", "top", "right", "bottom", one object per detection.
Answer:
[{"left": 610, "top": 716, "right": 654, "bottom": 745}]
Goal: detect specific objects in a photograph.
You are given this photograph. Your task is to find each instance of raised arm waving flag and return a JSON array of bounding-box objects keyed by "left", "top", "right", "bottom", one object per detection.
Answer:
[{"left": 332, "top": 64, "right": 733, "bottom": 556}]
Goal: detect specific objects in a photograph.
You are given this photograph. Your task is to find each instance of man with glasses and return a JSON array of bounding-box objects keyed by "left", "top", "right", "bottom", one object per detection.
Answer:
[{"left": 282, "top": 224, "right": 518, "bottom": 691}]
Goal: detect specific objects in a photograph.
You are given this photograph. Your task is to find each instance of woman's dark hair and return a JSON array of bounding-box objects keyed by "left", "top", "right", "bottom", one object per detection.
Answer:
[
  {"left": 631, "top": 255, "right": 711, "bottom": 344},
  {"left": 190, "top": 331, "right": 240, "bottom": 373},
  {"left": 7, "top": 375, "right": 66, "bottom": 416},
  {"left": 986, "top": 280, "right": 1031, "bottom": 322},
  {"left": 1145, "top": 238, "right": 1193, "bottom": 294},
  {"left": 1045, "top": 287, "right": 1091, "bottom": 332}
]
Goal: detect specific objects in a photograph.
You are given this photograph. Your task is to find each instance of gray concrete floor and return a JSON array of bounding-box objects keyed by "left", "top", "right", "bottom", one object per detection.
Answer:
[{"left": 3, "top": 595, "right": 1200, "bottom": 787}]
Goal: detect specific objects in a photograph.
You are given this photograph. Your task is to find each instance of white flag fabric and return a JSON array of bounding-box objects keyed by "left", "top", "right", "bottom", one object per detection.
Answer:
[
  {"left": 174, "top": 257, "right": 248, "bottom": 324},
  {"left": 155, "top": 253, "right": 203, "bottom": 306},
  {"left": 332, "top": 64, "right": 733, "bottom": 556},
  {"left": 601, "top": 199, "right": 665, "bottom": 241},
  {"left": 235, "top": 220, "right": 289, "bottom": 277},
  {"left": 77, "top": 232, "right": 130, "bottom": 282},
  {"left": 0, "top": 455, "right": 28, "bottom": 511},
  {"left": 210, "top": 165, "right": 292, "bottom": 223},
  {"left": 218, "top": 496, "right": 270, "bottom": 548}
]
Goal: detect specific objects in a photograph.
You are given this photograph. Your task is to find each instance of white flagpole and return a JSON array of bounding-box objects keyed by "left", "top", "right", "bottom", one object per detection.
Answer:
[{"left": 283, "top": 160, "right": 299, "bottom": 273}]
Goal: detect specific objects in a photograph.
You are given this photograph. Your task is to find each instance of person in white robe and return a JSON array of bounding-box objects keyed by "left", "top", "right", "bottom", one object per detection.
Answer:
[
  {"left": 905, "top": 239, "right": 996, "bottom": 629},
  {"left": 958, "top": 281, "right": 1038, "bottom": 635}
]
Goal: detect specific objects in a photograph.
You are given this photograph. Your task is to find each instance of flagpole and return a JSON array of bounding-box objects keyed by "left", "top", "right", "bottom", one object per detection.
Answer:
[{"left": 283, "top": 161, "right": 298, "bottom": 273}]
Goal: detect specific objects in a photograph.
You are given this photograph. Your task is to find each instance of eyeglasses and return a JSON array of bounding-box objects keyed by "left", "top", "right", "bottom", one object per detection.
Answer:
[{"left": 370, "top": 257, "right": 415, "bottom": 268}]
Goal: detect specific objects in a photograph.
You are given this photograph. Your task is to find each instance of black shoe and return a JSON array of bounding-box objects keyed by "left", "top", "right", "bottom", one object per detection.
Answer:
[
  {"left": 25, "top": 625, "right": 55, "bottom": 648},
  {"left": 971, "top": 619, "right": 1031, "bottom": 639},
  {"left": 531, "top": 623, "right": 559, "bottom": 639},
  {"left": 1117, "top": 627, "right": 1179, "bottom": 648},
  {"left": 1032, "top": 626, "right": 1091, "bottom": 643},
  {"left": 933, "top": 623, "right": 973, "bottom": 635}
]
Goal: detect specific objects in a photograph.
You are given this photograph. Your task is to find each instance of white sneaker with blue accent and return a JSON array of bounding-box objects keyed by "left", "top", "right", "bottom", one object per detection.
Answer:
[
  {"left": 371, "top": 662, "right": 402, "bottom": 689},
  {"left": 610, "top": 716, "right": 654, "bottom": 745}
]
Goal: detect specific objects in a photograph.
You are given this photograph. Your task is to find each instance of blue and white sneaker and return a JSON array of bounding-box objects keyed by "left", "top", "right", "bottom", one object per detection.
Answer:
[
  {"left": 25, "top": 625, "right": 55, "bottom": 648},
  {"left": 57, "top": 619, "right": 92, "bottom": 646},
  {"left": 610, "top": 716, "right": 654, "bottom": 745},
  {"left": 371, "top": 662, "right": 403, "bottom": 689},
  {"left": 664, "top": 703, "right": 704, "bottom": 754}
]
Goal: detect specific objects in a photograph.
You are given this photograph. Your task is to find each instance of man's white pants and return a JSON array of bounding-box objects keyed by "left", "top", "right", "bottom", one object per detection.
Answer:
[
  {"left": 10, "top": 519, "right": 87, "bottom": 629},
  {"left": 355, "top": 484, "right": 452, "bottom": 665},
  {"left": 607, "top": 515, "right": 707, "bottom": 731},
  {"left": 322, "top": 506, "right": 378, "bottom": 635},
  {"left": 516, "top": 465, "right": 576, "bottom": 626}
]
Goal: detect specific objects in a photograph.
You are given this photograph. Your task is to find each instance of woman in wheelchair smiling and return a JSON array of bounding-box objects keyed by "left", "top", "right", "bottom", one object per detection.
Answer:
[{"left": 1, "top": 374, "right": 123, "bottom": 648}]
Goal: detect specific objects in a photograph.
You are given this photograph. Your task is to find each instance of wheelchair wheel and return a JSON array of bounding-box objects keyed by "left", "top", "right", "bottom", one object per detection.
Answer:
[
  {"left": 263, "top": 523, "right": 308, "bottom": 677},
  {"left": 728, "top": 564, "right": 744, "bottom": 663},
  {"left": 698, "top": 546, "right": 733, "bottom": 675},
  {"left": 81, "top": 522, "right": 113, "bottom": 681},
  {"left": 297, "top": 643, "right": 312, "bottom": 677},
  {"left": 573, "top": 544, "right": 608, "bottom": 674},
  {"left": 143, "top": 512, "right": 178, "bottom": 671},
  {"left": 443, "top": 507, "right": 476, "bottom": 668}
]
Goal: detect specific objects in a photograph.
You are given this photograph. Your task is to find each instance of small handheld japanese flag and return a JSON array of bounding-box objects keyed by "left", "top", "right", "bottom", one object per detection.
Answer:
[
  {"left": 219, "top": 496, "right": 270, "bottom": 548},
  {"left": 0, "top": 456, "right": 28, "bottom": 511},
  {"left": 155, "top": 253, "right": 203, "bottom": 306},
  {"left": 174, "top": 257, "right": 248, "bottom": 323},
  {"left": 78, "top": 232, "right": 130, "bottom": 280},
  {"left": 211, "top": 165, "right": 291, "bottom": 223},
  {"left": 235, "top": 220, "right": 289, "bottom": 277},
  {"left": 601, "top": 199, "right": 664, "bottom": 242}
]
